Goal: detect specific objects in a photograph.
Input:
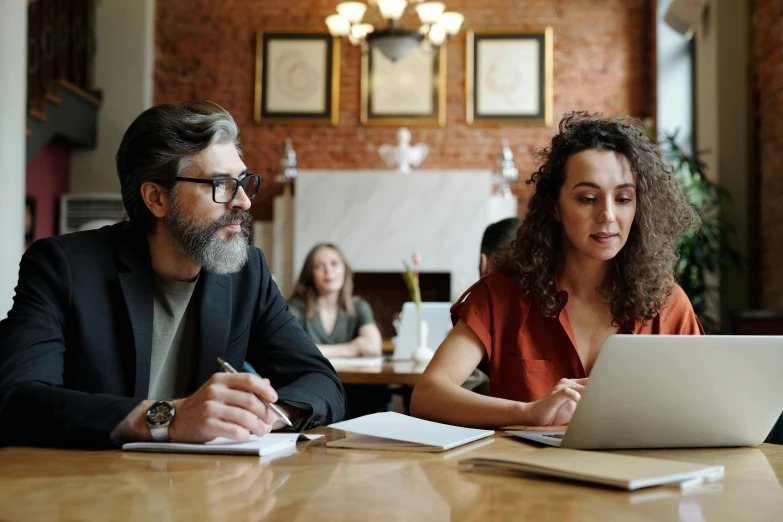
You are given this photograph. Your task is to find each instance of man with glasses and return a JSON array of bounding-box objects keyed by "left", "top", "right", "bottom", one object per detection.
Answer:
[{"left": 0, "top": 101, "right": 346, "bottom": 448}]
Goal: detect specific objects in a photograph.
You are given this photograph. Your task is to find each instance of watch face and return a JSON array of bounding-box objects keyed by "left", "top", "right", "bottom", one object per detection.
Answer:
[{"left": 146, "top": 401, "right": 174, "bottom": 426}]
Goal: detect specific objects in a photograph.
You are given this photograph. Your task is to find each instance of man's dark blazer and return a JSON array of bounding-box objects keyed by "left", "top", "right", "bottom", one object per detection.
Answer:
[{"left": 0, "top": 222, "right": 345, "bottom": 448}]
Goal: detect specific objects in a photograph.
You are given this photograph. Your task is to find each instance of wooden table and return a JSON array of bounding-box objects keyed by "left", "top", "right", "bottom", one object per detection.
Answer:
[
  {"left": 1, "top": 430, "right": 782, "bottom": 521},
  {"left": 332, "top": 359, "right": 426, "bottom": 386}
]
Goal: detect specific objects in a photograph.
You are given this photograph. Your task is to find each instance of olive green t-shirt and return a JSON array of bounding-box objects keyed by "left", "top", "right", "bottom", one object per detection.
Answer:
[
  {"left": 287, "top": 298, "right": 375, "bottom": 345},
  {"left": 148, "top": 273, "right": 199, "bottom": 400}
]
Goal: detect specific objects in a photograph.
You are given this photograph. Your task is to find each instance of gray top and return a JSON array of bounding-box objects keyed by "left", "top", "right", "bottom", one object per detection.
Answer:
[
  {"left": 287, "top": 298, "right": 375, "bottom": 345},
  {"left": 148, "top": 273, "right": 199, "bottom": 400}
]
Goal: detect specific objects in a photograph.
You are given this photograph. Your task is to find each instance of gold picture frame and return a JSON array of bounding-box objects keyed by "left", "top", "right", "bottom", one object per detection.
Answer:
[
  {"left": 466, "top": 28, "right": 553, "bottom": 126},
  {"left": 254, "top": 30, "right": 340, "bottom": 125},
  {"left": 361, "top": 44, "right": 446, "bottom": 126}
]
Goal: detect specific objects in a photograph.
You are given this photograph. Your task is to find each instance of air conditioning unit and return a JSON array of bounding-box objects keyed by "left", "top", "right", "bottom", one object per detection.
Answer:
[{"left": 59, "top": 193, "right": 126, "bottom": 235}]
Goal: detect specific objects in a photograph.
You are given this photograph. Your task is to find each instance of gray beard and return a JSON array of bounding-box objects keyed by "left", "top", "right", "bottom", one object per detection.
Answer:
[{"left": 166, "top": 200, "right": 252, "bottom": 275}]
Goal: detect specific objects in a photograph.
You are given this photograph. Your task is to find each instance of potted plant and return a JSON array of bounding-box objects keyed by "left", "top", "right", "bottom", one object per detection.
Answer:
[
  {"left": 402, "top": 252, "right": 434, "bottom": 363},
  {"left": 659, "top": 130, "right": 744, "bottom": 333}
]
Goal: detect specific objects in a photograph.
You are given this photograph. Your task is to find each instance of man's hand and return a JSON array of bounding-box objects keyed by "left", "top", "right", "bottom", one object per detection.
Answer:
[
  {"left": 111, "top": 373, "right": 287, "bottom": 443},
  {"left": 168, "top": 373, "right": 282, "bottom": 442},
  {"left": 523, "top": 378, "right": 588, "bottom": 426}
]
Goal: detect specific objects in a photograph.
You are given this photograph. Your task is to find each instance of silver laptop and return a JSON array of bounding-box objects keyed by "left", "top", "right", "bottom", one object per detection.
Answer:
[
  {"left": 392, "top": 302, "right": 453, "bottom": 361},
  {"left": 509, "top": 335, "right": 783, "bottom": 450}
]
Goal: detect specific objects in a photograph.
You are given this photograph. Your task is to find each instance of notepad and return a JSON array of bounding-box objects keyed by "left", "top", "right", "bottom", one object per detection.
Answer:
[
  {"left": 460, "top": 448, "right": 725, "bottom": 491},
  {"left": 122, "top": 433, "right": 322, "bottom": 456},
  {"left": 327, "top": 412, "right": 495, "bottom": 452}
]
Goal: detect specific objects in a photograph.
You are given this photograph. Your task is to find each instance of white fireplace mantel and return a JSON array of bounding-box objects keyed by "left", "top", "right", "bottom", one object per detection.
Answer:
[{"left": 291, "top": 169, "right": 517, "bottom": 300}]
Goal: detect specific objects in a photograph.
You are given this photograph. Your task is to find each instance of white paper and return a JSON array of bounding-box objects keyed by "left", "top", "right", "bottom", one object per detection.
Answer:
[
  {"left": 329, "top": 412, "right": 494, "bottom": 450},
  {"left": 123, "top": 433, "right": 322, "bottom": 456}
]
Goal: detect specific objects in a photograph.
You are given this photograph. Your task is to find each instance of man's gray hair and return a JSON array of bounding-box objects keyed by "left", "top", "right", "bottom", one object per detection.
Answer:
[{"left": 116, "top": 101, "right": 241, "bottom": 233}]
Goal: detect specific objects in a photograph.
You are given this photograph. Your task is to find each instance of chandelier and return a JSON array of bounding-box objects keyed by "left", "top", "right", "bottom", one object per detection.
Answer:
[{"left": 325, "top": 1, "right": 464, "bottom": 62}]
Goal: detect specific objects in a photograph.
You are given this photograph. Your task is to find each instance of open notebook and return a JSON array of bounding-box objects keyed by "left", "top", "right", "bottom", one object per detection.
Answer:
[
  {"left": 328, "top": 412, "right": 495, "bottom": 452},
  {"left": 122, "top": 433, "right": 322, "bottom": 456},
  {"left": 460, "top": 448, "right": 725, "bottom": 491}
]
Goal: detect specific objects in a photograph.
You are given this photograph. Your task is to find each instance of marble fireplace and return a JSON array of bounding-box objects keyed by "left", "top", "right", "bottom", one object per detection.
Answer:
[{"left": 253, "top": 169, "right": 517, "bottom": 311}]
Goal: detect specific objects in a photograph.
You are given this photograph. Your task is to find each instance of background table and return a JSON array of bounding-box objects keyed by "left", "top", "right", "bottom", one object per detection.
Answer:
[
  {"left": 332, "top": 359, "right": 425, "bottom": 386},
  {"left": 1, "top": 429, "right": 782, "bottom": 521}
]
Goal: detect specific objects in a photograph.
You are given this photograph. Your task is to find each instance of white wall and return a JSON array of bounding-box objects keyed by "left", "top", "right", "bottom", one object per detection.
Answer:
[
  {"left": 70, "top": 0, "right": 155, "bottom": 193},
  {"left": 295, "top": 170, "right": 515, "bottom": 301},
  {"left": 695, "top": 0, "right": 751, "bottom": 327},
  {"left": 0, "top": 0, "right": 28, "bottom": 318},
  {"left": 657, "top": 0, "right": 693, "bottom": 153}
]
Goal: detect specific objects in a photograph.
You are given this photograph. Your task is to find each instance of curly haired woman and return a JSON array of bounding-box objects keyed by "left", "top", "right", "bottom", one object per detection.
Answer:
[{"left": 410, "top": 111, "right": 703, "bottom": 428}]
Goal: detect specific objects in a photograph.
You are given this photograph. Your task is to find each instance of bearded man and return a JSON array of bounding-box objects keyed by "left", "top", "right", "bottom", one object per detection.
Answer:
[{"left": 0, "top": 101, "right": 345, "bottom": 448}]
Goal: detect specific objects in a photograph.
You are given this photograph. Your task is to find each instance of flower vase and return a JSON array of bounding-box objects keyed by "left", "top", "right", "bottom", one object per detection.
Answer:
[{"left": 413, "top": 319, "right": 435, "bottom": 364}]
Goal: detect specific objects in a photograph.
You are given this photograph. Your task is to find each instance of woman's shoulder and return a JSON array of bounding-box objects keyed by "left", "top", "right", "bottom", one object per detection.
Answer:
[
  {"left": 636, "top": 283, "right": 703, "bottom": 334},
  {"left": 351, "top": 296, "right": 371, "bottom": 308},
  {"left": 453, "top": 270, "right": 530, "bottom": 312},
  {"left": 665, "top": 283, "right": 694, "bottom": 312},
  {"left": 351, "top": 297, "right": 375, "bottom": 322}
]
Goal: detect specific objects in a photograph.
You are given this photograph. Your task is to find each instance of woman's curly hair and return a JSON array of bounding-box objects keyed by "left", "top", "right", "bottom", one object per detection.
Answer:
[{"left": 496, "top": 111, "right": 698, "bottom": 324}]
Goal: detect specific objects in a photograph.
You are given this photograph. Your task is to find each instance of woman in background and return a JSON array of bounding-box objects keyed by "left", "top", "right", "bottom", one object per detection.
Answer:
[
  {"left": 288, "top": 243, "right": 382, "bottom": 358},
  {"left": 411, "top": 111, "right": 703, "bottom": 428},
  {"left": 289, "top": 243, "right": 385, "bottom": 419}
]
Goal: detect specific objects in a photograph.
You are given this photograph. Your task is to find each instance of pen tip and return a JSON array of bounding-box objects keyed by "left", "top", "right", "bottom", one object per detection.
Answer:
[{"left": 216, "top": 356, "right": 225, "bottom": 364}]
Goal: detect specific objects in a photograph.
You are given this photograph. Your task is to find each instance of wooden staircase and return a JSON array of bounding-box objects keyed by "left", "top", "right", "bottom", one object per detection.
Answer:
[{"left": 26, "top": 0, "right": 101, "bottom": 162}]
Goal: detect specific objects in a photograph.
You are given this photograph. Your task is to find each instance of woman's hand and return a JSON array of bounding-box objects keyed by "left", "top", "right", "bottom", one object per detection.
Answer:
[
  {"left": 523, "top": 378, "right": 588, "bottom": 426},
  {"left": 350, "top": 336, "right": 382, "bottom": 357}
]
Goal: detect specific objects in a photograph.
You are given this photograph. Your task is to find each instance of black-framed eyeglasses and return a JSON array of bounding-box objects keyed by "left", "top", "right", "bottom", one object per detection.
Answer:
[{"left": 174, "top": 174, "right": 262, "bottom": 204}]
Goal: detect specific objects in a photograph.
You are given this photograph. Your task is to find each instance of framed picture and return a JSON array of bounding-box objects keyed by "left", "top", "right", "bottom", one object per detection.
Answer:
[
  {"left": 361, "top": 44, "right": 446, "bottom": 126},
  {"left": 466, "top": 28, "right": 553, "bottom": 126},
  {"left": 254, "top": 30, "right": 340, "bottom": 125}
]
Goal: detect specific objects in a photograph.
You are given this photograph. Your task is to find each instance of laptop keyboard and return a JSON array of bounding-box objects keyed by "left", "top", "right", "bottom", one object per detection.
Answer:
[{"left": 543, "top": 434, "right": 564, "bottom": 439}]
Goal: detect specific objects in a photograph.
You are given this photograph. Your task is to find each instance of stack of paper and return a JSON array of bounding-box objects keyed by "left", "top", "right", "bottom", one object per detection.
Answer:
[
  {"left": 123, "top": 433, "right": 322, "bottom": 456},
  {"left": 328, "top": 412, "right": 495, "bottom": 452}
]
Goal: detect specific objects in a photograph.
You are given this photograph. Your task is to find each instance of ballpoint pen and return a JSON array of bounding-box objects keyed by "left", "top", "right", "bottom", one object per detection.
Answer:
[{"left": 216, "top": 357, "right": 294, "bottom": 428}]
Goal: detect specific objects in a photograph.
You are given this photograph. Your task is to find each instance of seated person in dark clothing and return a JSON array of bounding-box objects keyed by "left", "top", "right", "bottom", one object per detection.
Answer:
[
  {"left": 465, "top": 216, "right": 524, "bottom": 395},
  {"left": 479, "top": 217, "right": 522, "bottom": 277},
  {"left": 0, "top": 101, "right": 345, "bottom": 448},
  {"left": 288, "top": 243, "right": 386, "bottom": 418}
]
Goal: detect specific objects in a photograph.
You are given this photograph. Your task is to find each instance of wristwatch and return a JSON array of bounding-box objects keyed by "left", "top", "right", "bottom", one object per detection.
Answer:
[{"left": 145, "top": 401, "right": 176, "bottom": 441}]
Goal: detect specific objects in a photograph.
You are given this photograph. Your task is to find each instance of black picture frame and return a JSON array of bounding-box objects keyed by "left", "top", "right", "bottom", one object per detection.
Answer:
[
  {"left": 254, "top": 30, "right": 340, "bottom": 125},
  {"left": 466, "top": 28, "right": 553, "bottom": 126}
]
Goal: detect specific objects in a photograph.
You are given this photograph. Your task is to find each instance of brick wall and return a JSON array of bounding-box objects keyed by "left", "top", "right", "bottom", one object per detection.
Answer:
[
  {"left": 753, "top": 0, "right": 783, "bottom": 307},
  {"left": 155, "top": 0, "right": 654, "bottom": 220}
]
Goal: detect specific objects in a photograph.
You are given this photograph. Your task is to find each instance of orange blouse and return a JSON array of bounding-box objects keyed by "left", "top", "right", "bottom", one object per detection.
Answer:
[{"left": 451, "top": 271, "right": 704, "bottom": 403}]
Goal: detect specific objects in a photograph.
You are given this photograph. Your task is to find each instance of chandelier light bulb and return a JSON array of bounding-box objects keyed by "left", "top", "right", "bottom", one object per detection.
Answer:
[
  {"left": 415, "top": 2, "right": 445, "bottom": 25},
  {"left": 428, "top": 23, "right": 446, "bottom": 46},
  {"left": 378, "top": 0, "right": 408, "bottom": 21},
  {"left": 439, "top": 11, "right": 464, "bottom": 35},
  {"left": 336, "top": 2, "right": 368, "bottom": 24},
  {"left": 351, "top": 23, "right": 375, "bottom": 40},
  {"left": 325, "top": 14, "right": 351, "bottom": 37}
]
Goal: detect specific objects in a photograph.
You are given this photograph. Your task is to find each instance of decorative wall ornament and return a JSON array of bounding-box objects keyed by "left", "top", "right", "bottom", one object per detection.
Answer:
[
  {"left": 277, "top": 138, "right": 298, "bottom": 197},
  {"left": 378, "top": 128, "right": 429, "bottom": 173},
  {"left": 493, "top": 139, "right": 518, "bottom": 198}
]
